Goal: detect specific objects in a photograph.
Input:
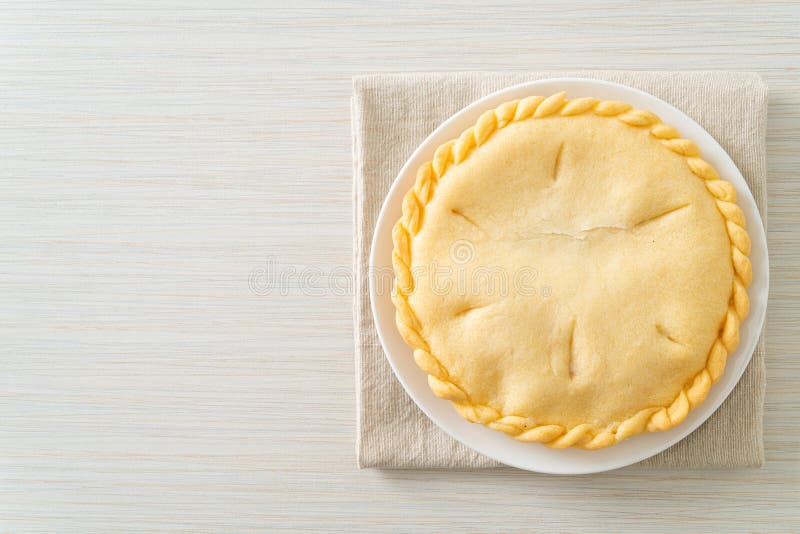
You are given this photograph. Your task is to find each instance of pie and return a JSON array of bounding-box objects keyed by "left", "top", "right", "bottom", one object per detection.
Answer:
[{"left": 391, "top": 92, "right": 752, "bottom": 449}]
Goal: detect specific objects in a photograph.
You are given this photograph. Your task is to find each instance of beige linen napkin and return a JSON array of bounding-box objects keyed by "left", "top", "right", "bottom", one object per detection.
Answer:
[{"left": 353, "top": 71, "right": 767, "bottom": 469}]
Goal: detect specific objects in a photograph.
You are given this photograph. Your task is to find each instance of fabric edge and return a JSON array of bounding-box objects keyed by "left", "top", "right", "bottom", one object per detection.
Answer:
[
  {"left": 351, "top": 90, "right": 367, "bottom": 469},
  {"left": 755, "top": 77, "right": 768, "bottom": 466}
]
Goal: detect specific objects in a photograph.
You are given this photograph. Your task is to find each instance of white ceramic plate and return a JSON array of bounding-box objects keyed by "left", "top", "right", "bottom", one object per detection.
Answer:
[{"left": 368, "top": 78, "right": 768, "bottom": 474}]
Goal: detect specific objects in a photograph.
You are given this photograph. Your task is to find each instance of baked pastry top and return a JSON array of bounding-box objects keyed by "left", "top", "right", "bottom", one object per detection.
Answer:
[{"left": 391, "top": 92, "right": 752, "bottom": 450}]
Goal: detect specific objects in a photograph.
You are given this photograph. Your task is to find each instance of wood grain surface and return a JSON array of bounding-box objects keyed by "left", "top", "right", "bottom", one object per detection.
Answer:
[{"left": 0, "top": 1, "right": 798, "bottom": 532}]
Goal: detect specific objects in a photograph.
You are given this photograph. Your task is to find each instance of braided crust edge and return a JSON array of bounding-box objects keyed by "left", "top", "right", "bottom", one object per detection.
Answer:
[{"left": 391, "top": 92, "right": 752, "bottom": 450}]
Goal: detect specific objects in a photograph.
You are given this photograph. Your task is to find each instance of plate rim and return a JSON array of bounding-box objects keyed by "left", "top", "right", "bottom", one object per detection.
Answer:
[{"left": 368, "top": 77, "right": 769, "bottom": 474}]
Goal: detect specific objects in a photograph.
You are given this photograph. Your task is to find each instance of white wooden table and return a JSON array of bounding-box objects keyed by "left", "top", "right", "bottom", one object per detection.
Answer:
[{"left": 1, "top": 2, "right": 798, "bottom": 532}]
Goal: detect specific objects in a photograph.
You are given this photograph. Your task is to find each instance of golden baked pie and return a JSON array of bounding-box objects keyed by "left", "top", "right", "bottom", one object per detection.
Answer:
[{"left": 391, "top": 92, "right": 752, "bottom": 449}]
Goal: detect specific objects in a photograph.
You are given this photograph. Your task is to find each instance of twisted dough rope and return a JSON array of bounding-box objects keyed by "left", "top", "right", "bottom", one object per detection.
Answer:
[{"left": 391, "top": 91, "right": 752, "bottom": 450}]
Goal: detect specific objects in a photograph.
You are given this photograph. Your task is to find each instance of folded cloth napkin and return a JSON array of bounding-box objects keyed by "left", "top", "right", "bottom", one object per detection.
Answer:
[{"left": 353, "top": 71, "right": 767, "bottom": 469}]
